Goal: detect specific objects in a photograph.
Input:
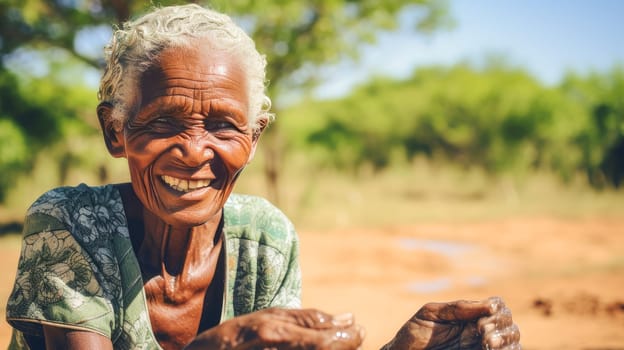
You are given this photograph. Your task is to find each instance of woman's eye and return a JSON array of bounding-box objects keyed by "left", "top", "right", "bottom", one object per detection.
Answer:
[
  {"left": 154, "top": 117, "right": 172, "bottom": 124},
  {"left": 150, "top": 117, "right": 175, "bottom": 128},
  {"left": 205, "top": 120, "right": 236, "bottom": 131},
  {"left": 146, "top": 117, "right": 181, "bottom": 135}
]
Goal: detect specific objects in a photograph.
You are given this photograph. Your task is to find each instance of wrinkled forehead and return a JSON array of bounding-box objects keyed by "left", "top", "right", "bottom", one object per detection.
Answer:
[
  {"left": 144, "top": 46, "right": 246, "bottom": 89},
  {"left": 130, "top": 42, "right": 249, "bottom": 114}
]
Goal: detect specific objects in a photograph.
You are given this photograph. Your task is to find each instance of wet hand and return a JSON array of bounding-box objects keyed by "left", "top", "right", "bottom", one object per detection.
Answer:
[
  {"left": 381, "top": 297, "right": 520, "bottom": 350},
  {"left": 185, "top": 307, "right": 365, "bottom": 349}
]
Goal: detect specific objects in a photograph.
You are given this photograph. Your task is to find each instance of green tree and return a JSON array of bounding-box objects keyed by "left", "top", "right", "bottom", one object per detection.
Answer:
[
  {"left": 283, "top": 62, "right": 624, "bottom": 189},
  {"left": 559, "top": 67, "right": 624, "bottom": 188},
  {"left": 293, "top": 64, "right": 553, "bottom": 174},
  {"left": 0, "top": 50, "right": 98, "bottom": 200},
  {"left": 0, "top": 0, "right": 451, "bottom": 203}
]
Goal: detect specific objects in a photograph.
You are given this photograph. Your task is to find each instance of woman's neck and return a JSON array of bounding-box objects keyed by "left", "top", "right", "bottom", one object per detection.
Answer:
[
  {"left": 139, "top": 209, "right": 223, "bottom": 303},
  {"left": 140, "top": 208, "right": 222, "bottom": 276},
  {"left": 115, "top": 182, "right": 223, "bottom": 301}
]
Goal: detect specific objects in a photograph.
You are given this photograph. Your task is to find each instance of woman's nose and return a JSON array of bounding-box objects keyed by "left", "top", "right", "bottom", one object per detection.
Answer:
[{"left": 175, "top": 136, "right": 215, "bottom": 167}]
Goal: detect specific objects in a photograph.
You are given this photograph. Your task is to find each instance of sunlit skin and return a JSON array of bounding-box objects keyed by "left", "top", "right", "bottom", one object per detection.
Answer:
[{"left": 121, "top": 44, "right": 256, "bottom": 229}]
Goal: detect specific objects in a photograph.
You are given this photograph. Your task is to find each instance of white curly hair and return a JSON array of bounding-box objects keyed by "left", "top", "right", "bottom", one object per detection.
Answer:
[{"left": 98, "top": 4, "right": 274, "bottom": 133}]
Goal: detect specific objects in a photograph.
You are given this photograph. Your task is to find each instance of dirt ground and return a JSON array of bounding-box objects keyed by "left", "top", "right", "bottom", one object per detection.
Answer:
[{"left": 1, "top": 216, "right": 623, "bottom": 349}]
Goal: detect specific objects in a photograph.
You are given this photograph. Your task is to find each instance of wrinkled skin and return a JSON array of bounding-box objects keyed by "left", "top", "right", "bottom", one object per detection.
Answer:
[
  {"left": 106, "top": 42, "right": 256, "bottom": 229},
  {"left": 381, "top": 297, "right": 521, "bottom": 350},
  {"left": 186, "top": 308, "right": 365, "bottom": 350}
]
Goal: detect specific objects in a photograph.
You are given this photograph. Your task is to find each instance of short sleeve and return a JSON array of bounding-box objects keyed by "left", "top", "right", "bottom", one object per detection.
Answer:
[
  {"left": 5, "top": 187, "right": 121, "bottom": 340},
  {"left": 268, "top": 227, "right": 302, "bottom": 309},
  {"left": 6, "top": 228, "right": 115, "bottom": 338}
]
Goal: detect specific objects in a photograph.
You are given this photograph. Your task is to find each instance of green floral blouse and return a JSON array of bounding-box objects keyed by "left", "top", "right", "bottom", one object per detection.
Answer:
[{"left": 5, "top": 184, "right": 301, "bottom": 349}]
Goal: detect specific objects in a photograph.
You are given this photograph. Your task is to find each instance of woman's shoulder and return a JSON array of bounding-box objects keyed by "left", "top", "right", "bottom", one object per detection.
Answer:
[
  {"left": 224, "top": 193, "right": 280, "bottom": 212},
  {"left": 28, "top": 183, "right": 117, "bottom": 211},
  {"left": 224, "top": 193, "right": 293, "bottom": 227},
  {"left": 223, "top": 193, "right": 298, "bottom": 251},
  {"left": 24, "top": 183, "right": 123, "bottom": 236}
]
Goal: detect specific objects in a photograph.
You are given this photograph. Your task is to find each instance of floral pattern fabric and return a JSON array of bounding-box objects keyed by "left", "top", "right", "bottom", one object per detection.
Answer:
[{"left": 5, "top": 184, "right": 301, "bottom": 349}]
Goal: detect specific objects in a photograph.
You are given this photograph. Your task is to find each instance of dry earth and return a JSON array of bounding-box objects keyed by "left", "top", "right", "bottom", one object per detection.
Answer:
[
  {"left": 1, "top": 216, "right": 623, "bottom": 349},
  {"left": 299, "top": 217, "right": 624, "bottom": 350}
]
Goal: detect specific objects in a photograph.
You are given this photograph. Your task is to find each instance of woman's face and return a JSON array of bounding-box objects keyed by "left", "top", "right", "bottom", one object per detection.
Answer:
[{"left": 118, "top": 43, "right": 256, "bottom": 227}]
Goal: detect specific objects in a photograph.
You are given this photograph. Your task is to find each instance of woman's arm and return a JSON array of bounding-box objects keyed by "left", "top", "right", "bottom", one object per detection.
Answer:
[{"left": 43, "top": 325, "right": 114, "bottom": 350}]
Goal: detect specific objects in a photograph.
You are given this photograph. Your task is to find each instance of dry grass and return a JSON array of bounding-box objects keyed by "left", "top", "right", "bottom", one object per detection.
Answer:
[
  {"left": 2, "top": 151, "right": 622, "bottom": 231},
  {"left": 235, "top": 154, "right": 624, "bottom": 231}
]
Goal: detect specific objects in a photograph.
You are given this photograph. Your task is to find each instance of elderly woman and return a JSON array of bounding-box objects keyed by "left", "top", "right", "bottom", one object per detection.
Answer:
[{"left": 5, "top": 4, "right": 520, "bottom": 350}]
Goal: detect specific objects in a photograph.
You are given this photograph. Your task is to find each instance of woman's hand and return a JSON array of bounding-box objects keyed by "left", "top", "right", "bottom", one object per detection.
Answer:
[
  {"left": 381, "top": 297, "right": 521, "bottom": 350},
  {"left": 185, "top": 307, "right": 365, "bottom": 349}
]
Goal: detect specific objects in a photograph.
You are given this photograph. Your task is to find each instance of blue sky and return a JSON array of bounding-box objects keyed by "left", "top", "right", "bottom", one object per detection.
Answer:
[{"left": 316, "top": 0, "right": 624, "bottom": 98}]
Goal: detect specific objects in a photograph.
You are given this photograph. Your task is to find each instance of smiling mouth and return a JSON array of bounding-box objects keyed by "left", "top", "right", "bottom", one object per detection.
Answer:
[{"left": 161, "top": 175, "right": 211, "bottom": 193}]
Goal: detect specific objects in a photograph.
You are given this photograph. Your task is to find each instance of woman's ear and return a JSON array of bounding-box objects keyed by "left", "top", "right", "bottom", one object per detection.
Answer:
[
  {"left": 97, "top": 102, "right": 126, "bottom": 158},
  {"left": 248, "top": 118, "right": 268, "bottom": 163}
]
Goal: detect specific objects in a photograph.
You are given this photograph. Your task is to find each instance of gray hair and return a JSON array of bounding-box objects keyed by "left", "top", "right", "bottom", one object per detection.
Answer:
[{"left": 98, "top": 4, "right": 274, "bottom": 132}]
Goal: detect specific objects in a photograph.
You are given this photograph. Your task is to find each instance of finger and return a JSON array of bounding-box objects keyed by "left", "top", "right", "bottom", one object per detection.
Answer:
[
  {"left": 331, "top": 312, "right": 357, "bottom": 328},
  {"left": 486, "top": 296, "right": 506, "bottom": 314},
  {"left": 239, "top": 321, "right": 365, "bottom": 350},
  {"left": 270, "top": 308, "right": 354, "bottom": 330},
  {"left": 415, "top": 299, "right": 492, "bottom": 323},
  {"left": 478, "top": 306, "right": 513, "bottom": 335},
  {"left": 482, "top": 324, "right": 521, "bottom": 349},
  {"left": 330, "top": 324, "right": 367, "bottom": 350}
]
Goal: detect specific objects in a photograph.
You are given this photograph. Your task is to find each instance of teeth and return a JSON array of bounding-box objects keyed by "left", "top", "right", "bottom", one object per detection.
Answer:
[
  {"left": 161, "top": 175, "right": 211, "bottom": 192},
  {"left": 179, "top": 179, "right": 188, "bottom": 190}
]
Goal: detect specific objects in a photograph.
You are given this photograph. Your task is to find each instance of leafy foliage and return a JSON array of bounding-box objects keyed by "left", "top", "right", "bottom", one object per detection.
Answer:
[
  {"left": 0, "top": 69, "right": 62, "bottom": 200},
  {"left": 283, "top": 64, "right": 624, "bottom": 188},
  {"left": 0, "top": 54, "right": 97, "bottom": 200},
  {"left": 559, "top": 69, "right": 624, "bottom": 187}
]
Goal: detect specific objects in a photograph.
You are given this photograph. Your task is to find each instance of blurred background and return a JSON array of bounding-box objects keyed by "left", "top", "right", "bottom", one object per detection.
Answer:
[{"left": 0, "top": 0, "right": 622, "bottom": 349}]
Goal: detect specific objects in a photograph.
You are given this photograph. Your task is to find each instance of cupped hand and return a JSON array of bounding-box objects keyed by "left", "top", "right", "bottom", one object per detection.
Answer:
[
  {"left": 185, "top": 307, "right": 365, "bottom": 350},
  {"left": 381, "top": 297, "right": 520, "bottom": 350}
]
